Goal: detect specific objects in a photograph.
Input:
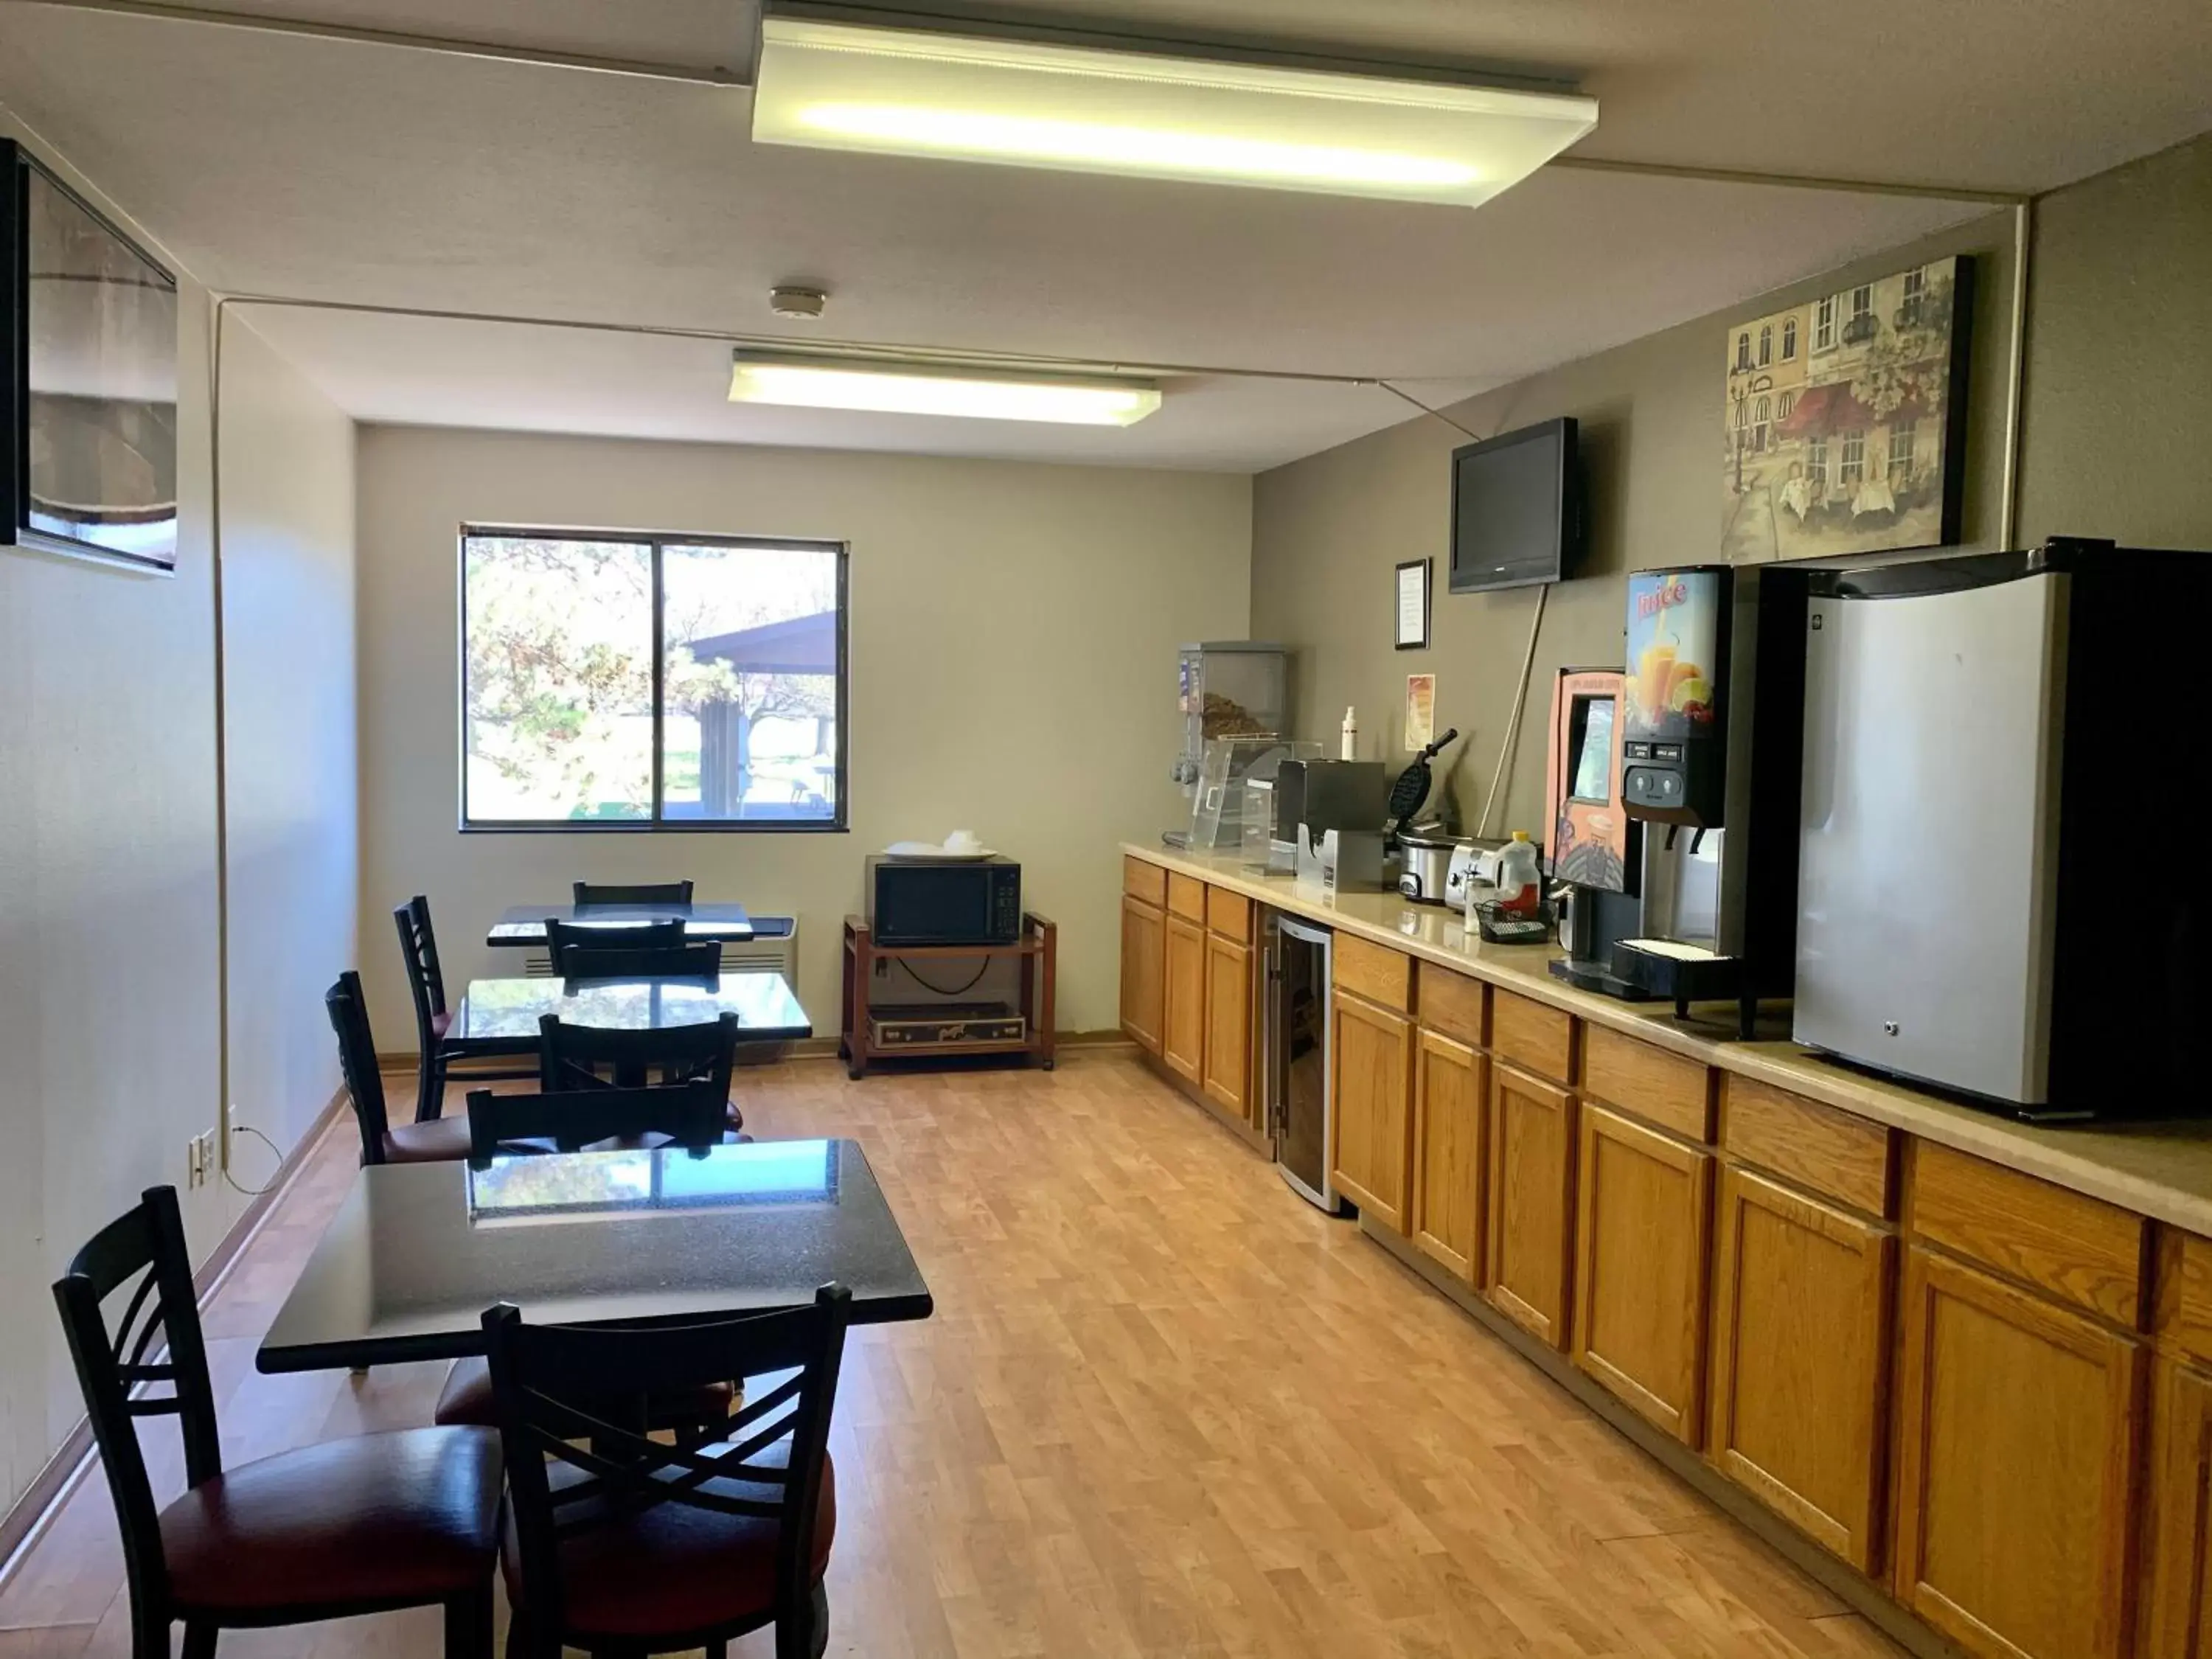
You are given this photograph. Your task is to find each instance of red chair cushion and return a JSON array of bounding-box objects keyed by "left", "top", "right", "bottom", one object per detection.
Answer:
[
  {"left": 502, "top": 1442, "right": 834, "bottom": 1641},
  {"left": 434, "top": 1358, "right": 738, "bottom": 1432},
  {"left": 161, "top": 1427, "right": 501, "bottom": 1614},
  {"left": 382, "top": 1117, "right": 472, "bottom": 1164}
]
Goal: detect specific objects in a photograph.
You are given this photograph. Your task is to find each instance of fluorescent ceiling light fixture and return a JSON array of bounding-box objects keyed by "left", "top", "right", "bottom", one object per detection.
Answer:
[
  {"left": 752, "top": 13, "right": 1597, "bottom": 207},
  {"left": 728, "top": 350, "right": 1164, "bottom": 426}
]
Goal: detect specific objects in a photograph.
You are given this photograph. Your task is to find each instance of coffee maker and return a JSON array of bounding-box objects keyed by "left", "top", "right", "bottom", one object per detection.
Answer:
[
  {"left": 1610, "top": 563, "right": 1811, "bottom": 1036},
  {"left": 1544, "top": 668, "right": 1648, "bottom": 997}
]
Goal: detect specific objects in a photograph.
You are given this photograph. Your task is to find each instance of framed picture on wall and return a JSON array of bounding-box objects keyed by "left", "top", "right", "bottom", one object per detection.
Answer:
[
  {"left": 0, "top": 140, "right": 181, "bottom": 573},
  {"left": 1394, "top": 557, "right": 1430, "bottom": 650},
  {"left": 1722, "top": 254, "right": 1972, "bottom": 563}
]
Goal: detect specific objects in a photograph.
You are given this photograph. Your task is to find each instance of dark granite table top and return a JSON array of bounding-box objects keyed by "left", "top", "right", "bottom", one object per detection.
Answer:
[
  {"left": 486, "top": 902, "right": 768, "bottom": 947},
  {"left": 451, "top": 974, "right": 812, "bottom": 1046},
  {"left": 257, "top": 1138, "right": 932, "bottom": 1372}
]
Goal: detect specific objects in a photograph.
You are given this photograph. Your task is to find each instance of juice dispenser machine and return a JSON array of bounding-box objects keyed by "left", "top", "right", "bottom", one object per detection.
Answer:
[{"left": 1611, "top": 564, "right": 1812, "bottom": 1035}]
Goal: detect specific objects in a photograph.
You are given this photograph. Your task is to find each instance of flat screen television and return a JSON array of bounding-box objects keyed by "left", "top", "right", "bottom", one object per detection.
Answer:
[
  {"left": 0, "top": 140, "right": 179, "bottom": 572},
  {"left": 1448, "top": 416, "right": 1579, "bottom": 594}
]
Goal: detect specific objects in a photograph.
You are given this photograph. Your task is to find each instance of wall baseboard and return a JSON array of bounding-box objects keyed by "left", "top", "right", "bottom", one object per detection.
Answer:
[{"left": 0, "top": 1086, "right": 348, "bottom": 1586}]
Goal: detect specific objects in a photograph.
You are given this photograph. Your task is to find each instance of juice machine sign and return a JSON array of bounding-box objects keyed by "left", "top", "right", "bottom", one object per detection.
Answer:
[{"left": 1625, "top": 568, "right": 1722, "bottom": 741}]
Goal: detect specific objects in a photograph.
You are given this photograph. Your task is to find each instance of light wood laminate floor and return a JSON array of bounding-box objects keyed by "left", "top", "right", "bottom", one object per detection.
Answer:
[{"left": 0, "top": 1052, "right": 1902, "bottom": 1658}]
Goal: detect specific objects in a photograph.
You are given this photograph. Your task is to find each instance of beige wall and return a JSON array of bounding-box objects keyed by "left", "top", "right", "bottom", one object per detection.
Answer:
[
  {"left": 354, "top": 426, "right": 1251, "bottom": 1043},
  {"left": 0, "top": 119, "right": 358, "bottom": 1514},
  {"left": 1252, "top": 212, "right": 2020, "bottom": 836},
  {"left": 2017, "top": 133, "right": 2212, "bottom": 546},
  {"left": 218, "top": 319, "right": 361, "bottom": 1161}
]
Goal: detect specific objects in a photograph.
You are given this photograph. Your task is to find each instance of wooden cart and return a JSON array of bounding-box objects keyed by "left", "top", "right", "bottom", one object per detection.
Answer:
[{"left": 839, "top": 912, "right": 1056, "bottom": 1079}]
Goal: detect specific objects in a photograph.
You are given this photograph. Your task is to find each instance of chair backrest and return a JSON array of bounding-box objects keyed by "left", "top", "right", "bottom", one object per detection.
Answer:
[
  {"left": 52, "top": 1186, "right": 222, "bottom": 1623},
  {"left": 539, "top": 1012, "right": 740, "bottom": 1097},
  {"left": 326, "top": 970, "right": 394, "bottom": 1165},
  {"left": 482, "top": 1285, "right": 851, "bottom": 1646},
  {"left": 465, "top": 1084, "right": 726, "bottom": 1161},
  {"left": 544, "top": 917, "right": 689, "bottom": 975},
  {"left": 572, "top": 879, "right": 695, "bottom": 908},
  {"left": 557, "top": 941, "right": 723, "bottom": 981},
  {"left": 394, "top": 895, "right": 446, "bottom": 1036}
]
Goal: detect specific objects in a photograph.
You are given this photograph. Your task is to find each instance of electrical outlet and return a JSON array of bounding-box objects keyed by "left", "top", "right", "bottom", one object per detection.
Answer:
[{"left": 185, "top": 1129, "right": 218, "bottom": 1188}]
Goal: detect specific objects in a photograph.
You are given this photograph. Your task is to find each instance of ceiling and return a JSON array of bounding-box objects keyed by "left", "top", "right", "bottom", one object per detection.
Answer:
[{"left": 1, "top": 0, "right": 2205, "bottom": 472}]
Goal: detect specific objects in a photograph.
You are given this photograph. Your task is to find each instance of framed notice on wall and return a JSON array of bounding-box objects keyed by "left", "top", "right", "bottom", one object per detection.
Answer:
[{"left": 1394, "top": 558, "right": 1430, "bottom": 650}]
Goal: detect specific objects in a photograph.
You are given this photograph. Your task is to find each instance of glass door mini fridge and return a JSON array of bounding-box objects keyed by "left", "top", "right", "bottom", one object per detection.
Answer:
[{"left": 1265, "top": 915, "right": 1340, "bottom": 1211}]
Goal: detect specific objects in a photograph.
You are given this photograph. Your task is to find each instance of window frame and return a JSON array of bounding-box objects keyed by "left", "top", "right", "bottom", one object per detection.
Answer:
[{"left": 456, "top": 524, "right": 852, "bottom": 835}]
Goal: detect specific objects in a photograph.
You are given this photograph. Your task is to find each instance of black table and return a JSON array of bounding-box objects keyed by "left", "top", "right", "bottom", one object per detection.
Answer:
[
  {"left": 486, "top": 903, "right": 785, "bottom": 949},
  {"left": 257, "top": 1139, "right": 932, "bottom": 1373},
  {"left": 450, "top": 973, "right": 813, "bottom": 1046}
]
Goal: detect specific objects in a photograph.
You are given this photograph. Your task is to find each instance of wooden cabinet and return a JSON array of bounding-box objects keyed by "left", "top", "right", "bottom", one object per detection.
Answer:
[
  {"left": 1329, "top": 988, "right": 1416, "bottom": 1233},
  {"left": 1707, "top": 1164, "right": 1893, "bottom": 1571},
  {"left": 1411, "top": 1028, "right": 1486, "bottom": 1282},
  {"left": 2146, "top": 1354, "right": 2212, "bottom": 1659},
  {"left": 1161, "top": 912, "right": 1206, "bottom": 1085},
  {"left": 1892, "top": 1243, "right": 2142, "bottom": 1659},
  {"left": 1118, "top": 893, "right": 1164, "bottom": 1056},
  {"left": 1571, "top": 1104, "right": 1713, "bottom": 1443},
  {"left": 1200, "top": 928, "right": 1255, "bottom": 1124},
  {"left": 1484, "top": 1060, "right": 1577, "bottom": 1349}
]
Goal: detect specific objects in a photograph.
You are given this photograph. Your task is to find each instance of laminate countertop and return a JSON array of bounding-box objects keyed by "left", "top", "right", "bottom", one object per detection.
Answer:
[{"left": 1125, "top": 842, "right": 2212, "bottom": 1237}]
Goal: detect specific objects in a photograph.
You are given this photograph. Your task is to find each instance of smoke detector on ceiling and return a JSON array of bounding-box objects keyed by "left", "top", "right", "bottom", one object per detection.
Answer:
[{"left": 769, "top": 285, "right": 829, "bottom": 320}]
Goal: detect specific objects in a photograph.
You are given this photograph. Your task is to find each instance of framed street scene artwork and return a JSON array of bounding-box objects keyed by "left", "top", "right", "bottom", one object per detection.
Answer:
[{"left": 1722, "top": 256, "right": 1972, "bottom": 562}]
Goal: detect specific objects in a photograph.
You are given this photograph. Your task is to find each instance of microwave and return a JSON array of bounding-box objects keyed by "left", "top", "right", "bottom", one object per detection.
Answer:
[{"left": 865, "top": 855, "right": 1022, "bottom": 946}]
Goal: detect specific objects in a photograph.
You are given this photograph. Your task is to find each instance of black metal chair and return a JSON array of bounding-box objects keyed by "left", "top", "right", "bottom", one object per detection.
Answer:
[
  {"left": 396, "top": 896, "right": 535, "bottom": 1122},
  {"left": 540, "top": 1011, "right": 741, "bottom": 1095},
  {"left": 465, "top": 1083, "right": 729, "bottom": 1161},
  {"left": 574, "top": 879, "right": 695, "bottom": 907},
  {"left": 545, "top": 916, "right": 696, "bottom": 977},
  {"left": 327, "top": 971, "right": 470, "bottom": 1164},
  {"left": 483, "top": 1286, "right": 852, "bottom": 1659},
  {"left": 561, "top": 940, "right": 725, "bottom": 980},
  {"left": 53, "top": 1187, "right": 503, "bottom": 1659}
]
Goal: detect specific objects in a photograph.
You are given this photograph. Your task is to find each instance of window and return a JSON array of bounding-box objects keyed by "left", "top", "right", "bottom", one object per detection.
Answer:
[
  {"left": 1851, "top": 285, "right": 1873, "bottom": 321},
  {"left": 1899, "top": 266, "right": 1927, "bottom": 327},
  {"left": 1808, "top": 437, "right": 1829, "bottom": 490},
  {"left": 1840, "top": 431, "right": 1866, "bottom": 484},
  {"left": 1734, "top": 398, "right": 1750, "bottom": 431},
  {"left": 1753, "top": 394, "right": 1771, "bottom": 451},
  {"left": 1888, "top": 424, "right": 1916, "bottom": 482},
  {"left": 1778, "top": 389, "right": 1797, "bottom": 420},
  {"left": 1782, "top": 317, "right": 1798, "bottom": 359},
  {"left": 1758, "top": 324, "right": 1773, "bottom": 367},
  {"left": 1815, "top": 296, "right": 1835, "bottom": 350},
  {"left": 1735, "top": 333, "right": 1751, "bottom": 372},
  {"left": 460, "top": 528, "right": 848, "bottom": 830}
]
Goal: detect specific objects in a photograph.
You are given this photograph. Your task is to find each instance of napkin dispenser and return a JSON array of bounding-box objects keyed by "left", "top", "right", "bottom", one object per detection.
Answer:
[{"left": 1295, "top": 825, "right": 1388, "bottom": 896}]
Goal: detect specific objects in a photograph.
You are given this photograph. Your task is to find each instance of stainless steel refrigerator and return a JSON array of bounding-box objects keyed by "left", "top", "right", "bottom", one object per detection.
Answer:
[{"left": 1794, "top": 539, "right": 2206, "bottom": 1120}]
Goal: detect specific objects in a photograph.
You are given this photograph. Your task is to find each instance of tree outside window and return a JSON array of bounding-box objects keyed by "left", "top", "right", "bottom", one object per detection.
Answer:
[{"left": 460, "top": 529, "right": 848, "bottom": 830}]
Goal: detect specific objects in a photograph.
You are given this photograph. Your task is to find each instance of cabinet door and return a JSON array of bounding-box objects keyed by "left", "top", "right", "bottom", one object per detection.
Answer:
[
  {"left": 1571, "top": 1104, "right": 1714, "bottom": 1444},
  {"left": 2144, "top": 1355, "right": 2212, "bottom": 1659},
  {"left": 1329, "top": 990, "right": 1415, "bottom": 1232},
  {"left": 1161, "top": 913, "right": 1206, "bottom": 1085},
  {"left": 1119, "top": 896, "right": 1164, "bottom": 1056},
  {"left": 1484, "top": 1060, "right": 1577, "bottom": 1349},
  {"left": 1893, "top": 1244, "right": 2143, "bottom": 1659},
  {"left": 1200, "top": 932, "right": 1255, "bottom": 1123},
  {"left": 1708, "top": 1164, "right": 1893, "bottom": 1571},
  {"left": 1411, "top": 1028, "right": 1486, "bottom": 1282}
]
